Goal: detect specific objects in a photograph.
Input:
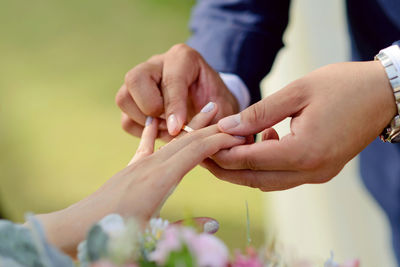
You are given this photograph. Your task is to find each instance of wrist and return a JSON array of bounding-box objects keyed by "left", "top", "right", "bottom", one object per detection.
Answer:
[
  {"left": 35, "top": 206, "right": 85, "bottom": 256},
  {"left": 375, "top": 43, "right": 400, "bottom": 142}
]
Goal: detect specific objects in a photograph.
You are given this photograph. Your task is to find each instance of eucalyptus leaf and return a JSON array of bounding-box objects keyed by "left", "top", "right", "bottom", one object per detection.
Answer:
[
  {"left": 86, "top": 224, "right": 109, "bottom": 262},
  {"left": 0, "top": 220, "right": 44, "bottom": 267},
  {"left": 26, "top": 215, "right": 74, "bottom": 267},
  {"left": 0, "top": 256, "right": 26, "bottom": 267}
]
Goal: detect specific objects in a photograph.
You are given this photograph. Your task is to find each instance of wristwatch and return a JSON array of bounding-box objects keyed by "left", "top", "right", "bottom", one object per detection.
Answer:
[{"left": 375, "top": 43, "right": 400, "bottom": 143}]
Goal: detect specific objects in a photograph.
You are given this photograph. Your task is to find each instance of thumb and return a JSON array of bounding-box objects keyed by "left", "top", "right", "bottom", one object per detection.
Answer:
[{"left": 217, "top": 87, "right": 306, "bottom": 135}]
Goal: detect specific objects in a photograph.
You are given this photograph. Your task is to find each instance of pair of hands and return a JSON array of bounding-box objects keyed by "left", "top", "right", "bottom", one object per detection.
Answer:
[
  {"left": 36, "top": 104, "right": 244, "bottom": 255},
  {"left": 117, "top": 44, "right": 396, "bottom": 191}
]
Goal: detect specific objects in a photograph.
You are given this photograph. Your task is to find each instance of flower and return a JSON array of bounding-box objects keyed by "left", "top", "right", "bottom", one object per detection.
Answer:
[
  {"left": 339, "top": 259, "right": 360, "bottom": 267},
  {"left": 149, "top": 226, "right": 229, "bottom": 267},
  {"left": 231, "top": 247, "right": 263, "bottom": 267},
  {"left": 190, "top": 232, "right": 229, "bottom": 267},
  {"left": 146, "top": 218, "right": 170, "bottom": 239}
]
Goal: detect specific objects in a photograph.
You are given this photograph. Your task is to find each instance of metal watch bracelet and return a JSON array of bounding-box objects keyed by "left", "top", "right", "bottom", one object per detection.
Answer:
[{"left": 375, "top": 47, "right": 400, "bottom": 143}]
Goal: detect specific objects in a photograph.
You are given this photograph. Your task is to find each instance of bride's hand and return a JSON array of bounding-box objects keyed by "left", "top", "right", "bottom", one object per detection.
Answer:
[{"left": 35, "top": 102, "right": 245, "bottom": 255}]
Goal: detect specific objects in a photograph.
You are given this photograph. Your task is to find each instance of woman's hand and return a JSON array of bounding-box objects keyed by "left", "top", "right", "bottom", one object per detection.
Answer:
[{"left": 35, "top": 102, "right": 245, "bottom": 256}]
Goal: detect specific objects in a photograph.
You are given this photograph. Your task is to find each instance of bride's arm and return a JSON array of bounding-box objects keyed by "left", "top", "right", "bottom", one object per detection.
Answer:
[{"left": 31, "top": 102, "right": 245, "bottom": 256}]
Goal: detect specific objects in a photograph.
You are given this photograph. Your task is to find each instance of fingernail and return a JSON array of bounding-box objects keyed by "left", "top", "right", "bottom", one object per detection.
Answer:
[
  {"left": 167, "top": 114, "right": 178, "bottom": 134},
  {"left": 145, "top": 116, "right": 153, "bottom": 126},
  {"left": 203, "top": 220, "right": 219, "bottom": 234},
  {"left": 200, "top": 102, "right": 215, "bottom": 113},
  {"left": 234, "top": 135, "right": 246, "bottom": 140},
  {"left": 218, "top": 113, "right": 240, "bottom": 131}
]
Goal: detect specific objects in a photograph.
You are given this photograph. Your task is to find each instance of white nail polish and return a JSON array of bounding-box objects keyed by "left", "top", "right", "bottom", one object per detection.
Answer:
[
  {"left": 203, "top": 220, "right": 219, "bottom": 234},
  {"left": 234, "top": 135, "right": 246, "bottom": 140},
  {"left": 145, "top": 116, "right": 153, "bottom": 126},
  {"left": 200, "top": 102, "right": 215, "bottom": 113}
]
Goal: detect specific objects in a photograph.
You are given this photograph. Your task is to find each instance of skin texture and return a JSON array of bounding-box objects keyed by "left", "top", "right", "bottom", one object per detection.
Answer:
[
  {"left": 33, "top": 103, "right": 245, "bottom": 256},
  {"left": 116, "top": 44, "right": 239, "bottom": 138},
  {"left": 116, "top": 45, "right": 396, "bottom": 191},
  {"left": 211, "top": 61, "right": 396, "bottom": 191}
]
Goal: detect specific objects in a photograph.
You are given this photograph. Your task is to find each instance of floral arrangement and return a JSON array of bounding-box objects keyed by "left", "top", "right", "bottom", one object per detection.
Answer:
[{"left": 0, "top": 214, "right": 359, "bottom": 267}]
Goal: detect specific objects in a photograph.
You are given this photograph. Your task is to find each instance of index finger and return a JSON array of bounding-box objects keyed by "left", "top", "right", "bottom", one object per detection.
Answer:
[{"left": 211, "top": 136, "right": 300, "bottom": 171}]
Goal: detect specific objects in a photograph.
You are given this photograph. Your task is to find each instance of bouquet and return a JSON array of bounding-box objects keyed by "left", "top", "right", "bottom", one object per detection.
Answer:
[{"left": 0, "top": 214, "right": 359, "bottom": 267}]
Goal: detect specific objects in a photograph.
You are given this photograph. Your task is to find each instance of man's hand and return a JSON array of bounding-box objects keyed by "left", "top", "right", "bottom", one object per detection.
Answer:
[
  {"left": 116, "top": 44, "right": 239, "bottom": 139},
  {"left": 203, "top": 61, "right": 396, "bottom": 191}
]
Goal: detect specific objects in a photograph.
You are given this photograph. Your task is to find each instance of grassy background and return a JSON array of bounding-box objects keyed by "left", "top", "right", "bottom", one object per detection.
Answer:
[{"left": 0, "top": 0, "right": 265, "bottom": 249}]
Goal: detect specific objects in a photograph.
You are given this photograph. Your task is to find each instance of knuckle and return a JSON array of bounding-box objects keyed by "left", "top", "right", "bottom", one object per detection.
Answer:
[
  {"left": 169, "top": 43, "right": 200, "bottom": 61},
  {"left": 244, "top": 156, "right": 258, "bottom": 170},
  {"left": 124, "top": 63, "right": 149, "bottom": 87},
  {"left": 169, "top": 43, "right": 190, "bottom": 53},
  {"left": 115, "top": 88, "right": 130, "bottom": 109},
  {"left": 246, "top": 102, "right": 268, "bottom": 124}
]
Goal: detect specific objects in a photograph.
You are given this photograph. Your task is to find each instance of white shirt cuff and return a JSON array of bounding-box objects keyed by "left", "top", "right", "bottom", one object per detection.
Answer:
[{"left": 219, "top": 72, "right": 251, "bottom": 111}]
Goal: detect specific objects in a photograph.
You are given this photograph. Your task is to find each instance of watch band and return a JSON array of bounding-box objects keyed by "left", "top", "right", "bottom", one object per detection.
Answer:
[{"left": 375, "top": 44, "right": 400, "bottom": 143}]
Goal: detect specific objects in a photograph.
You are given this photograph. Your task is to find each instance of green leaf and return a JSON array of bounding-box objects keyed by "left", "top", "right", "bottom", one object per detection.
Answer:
[
  {"left": 164, "top": 245, "right": 195, "bottom": 267},
  {"left": 138, "top": 259, "right": 158, "bottom": 267}
]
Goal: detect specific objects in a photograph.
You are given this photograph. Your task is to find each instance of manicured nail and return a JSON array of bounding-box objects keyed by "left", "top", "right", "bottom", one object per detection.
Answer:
[
  {"left": 145, "top": 116, "right": 153, "bottom": 126},
  {"left": 234, "top": 135, "right": 246, "bottom": 140},
  {"left": 167, "top": 114, "right": 178, "bottom": 134},
  {"left": 218, "top": 113, "right": 240, "bottom": 131},
  {"left": 203, "top": 220, "right": 219, "bottom": 234},
  {"left": 200, "top": 102, "right": 215, "bottom": 113}
]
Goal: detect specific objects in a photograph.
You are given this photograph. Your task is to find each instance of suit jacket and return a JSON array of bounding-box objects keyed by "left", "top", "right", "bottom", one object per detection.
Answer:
[{"left": 187, "top": 0, "right": 400, "bottom": 263}]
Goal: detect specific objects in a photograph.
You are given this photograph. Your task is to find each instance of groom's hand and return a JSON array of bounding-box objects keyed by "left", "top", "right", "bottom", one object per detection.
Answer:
[
  {"left": 116, "top": 44, "right": 239, "bottom": 139},
  {"left": 203, "top": 61, "right": 396, "bottom": 191}
]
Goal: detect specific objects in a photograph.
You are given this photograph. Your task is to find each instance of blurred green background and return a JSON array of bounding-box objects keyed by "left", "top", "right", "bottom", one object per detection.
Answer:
[{"left": 0, "top": 0, "right": 265, "bottom": 249}]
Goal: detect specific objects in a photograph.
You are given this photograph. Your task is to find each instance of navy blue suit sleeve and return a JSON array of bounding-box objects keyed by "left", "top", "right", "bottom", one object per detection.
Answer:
[{"left": 187, "top": 0, "right": 291, "bottom": 104}]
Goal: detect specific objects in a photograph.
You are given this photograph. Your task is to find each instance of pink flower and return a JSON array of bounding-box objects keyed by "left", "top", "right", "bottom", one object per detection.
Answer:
[
  {"left": 339, "top": 259, "right": 360, "bottom": 267},
  {"left": 231, "top": 248, "right": 263, "bottom": 267},
  {"left": 149, "top": 226, "right": 229, "bottom": 267},
  {"left": 190, "top": 233, "right": 229, "bottom": 267}
]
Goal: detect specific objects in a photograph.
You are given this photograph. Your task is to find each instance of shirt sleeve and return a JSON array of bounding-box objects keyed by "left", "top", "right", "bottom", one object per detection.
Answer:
[
  {"left": 187, "top": 0, "right": 291, "bottom": 104},
  {"left": 219, "top": 72, "right": 251, "bottom": 111}
]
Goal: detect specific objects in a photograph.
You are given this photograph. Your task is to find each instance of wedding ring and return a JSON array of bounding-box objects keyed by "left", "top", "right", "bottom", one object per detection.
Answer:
[{"left": 182, "top": 125, "right": 194, "bottom": 133}]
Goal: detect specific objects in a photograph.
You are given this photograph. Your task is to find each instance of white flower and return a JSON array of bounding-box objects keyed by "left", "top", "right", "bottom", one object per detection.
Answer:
[
  {"left": 146, "top": 218, "right": 169, "bottom": 239},
  {"left": 98, "top": 214, "right": 125, "bottom": 238}
]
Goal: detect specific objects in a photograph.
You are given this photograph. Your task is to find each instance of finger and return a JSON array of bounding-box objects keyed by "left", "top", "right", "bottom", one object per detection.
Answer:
[
  {"left": 162, "top": 45, "right": 201, "bottom": 136},
  {"left": 261, "top": 128, "right": 280, "bottom": 141},
  {"left": 217, "top": 85, "right": 308, "bottom": 135},
  {"left": 173, "top": 217, "right": 219, "bottom": 234},
  {"left": 177, "top": 101, "right": 218, "bottom": 138},
  {"left": 129, "top": 117, "right": 159, "bottom": 164},
  {"left": 121, "top": 113, "right": 144, "bottom": 137},
  {"left": 211, "top": 139, "right": 299, "bottom": 171},
  {"left": 163, "top": 132, "right": 246, "bottom": 182},
  {"left": 116, "top": 84, "right": 148, "bottom": 126},
  {"left": 152, "top": 125, "right": 220, "bottom": 162},
  {"left": 202, "top": 159, "right": 307, "bottom": 191},
  {"left": 125, "top": 61, "right": 164, "bottom": 117}
]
